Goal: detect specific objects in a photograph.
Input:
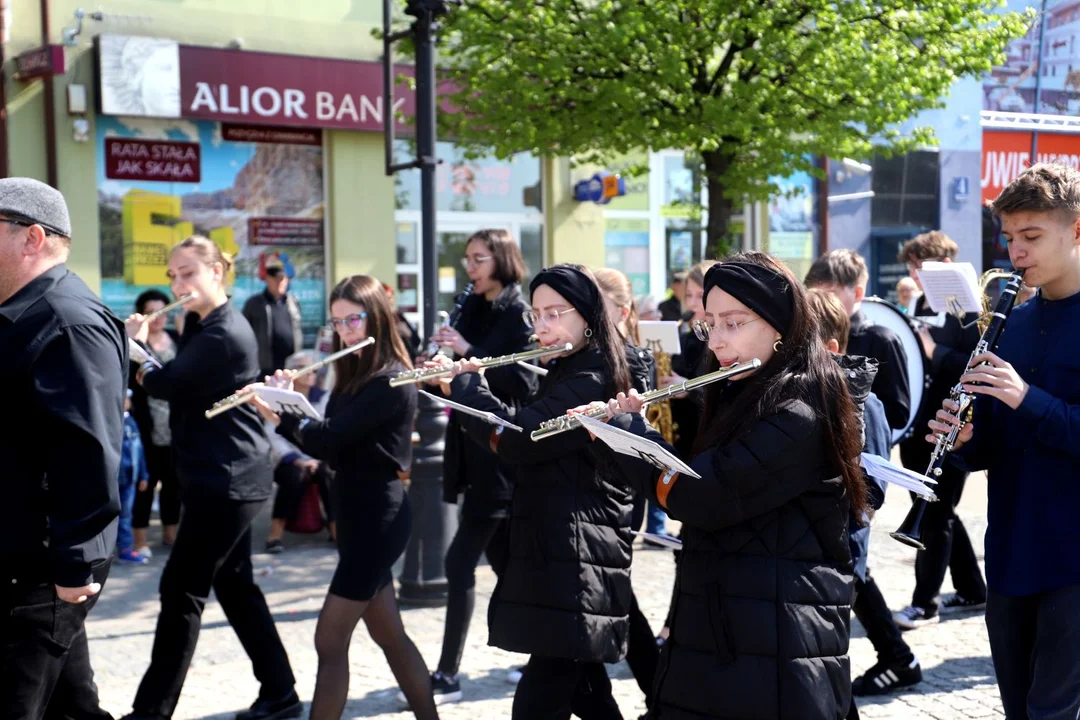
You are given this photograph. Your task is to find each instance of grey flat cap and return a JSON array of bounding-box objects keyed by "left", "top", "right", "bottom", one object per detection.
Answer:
[{"left": 0, "top": 177, "right": 71, "bottom": 238}]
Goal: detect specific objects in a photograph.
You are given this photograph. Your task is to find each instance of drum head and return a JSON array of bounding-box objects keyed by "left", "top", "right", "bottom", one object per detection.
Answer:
[{"left": 861, "top": 297, "right": 925, "bottom": 444}]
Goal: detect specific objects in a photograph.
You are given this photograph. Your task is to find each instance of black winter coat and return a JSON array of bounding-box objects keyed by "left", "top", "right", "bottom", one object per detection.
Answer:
[
  {"left": 597, "top": 392, "right": 854, "bottom": 719},
  {"left": 449, "top": 347, "right": 634, "bottom": 663},
  {"left": 442, "top": 285, "right": 537, "bottom": 517},
  {"left": 626, "top": 341, "right": 655, "bottom": 394}
]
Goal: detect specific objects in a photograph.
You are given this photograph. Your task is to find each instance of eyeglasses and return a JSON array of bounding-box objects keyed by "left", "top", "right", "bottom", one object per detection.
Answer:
[
  {"left": 461, "top": 255, "right": 492, "bottom": 269},
  {"left": 523, "top": 307, "right": 577, "bottom": 327},
  {"left": 328, "top": 312, "right": 367, "bottom": 331},
  {"left": 0, "top": 217, "right": 35, "bottom": 230},
  {"left": 692, "top": 317, "right": 759, "bottom": 342}
]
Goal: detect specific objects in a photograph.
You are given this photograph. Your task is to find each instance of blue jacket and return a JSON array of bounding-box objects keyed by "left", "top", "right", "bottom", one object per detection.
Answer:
[
  {"left": 956, "top": 290, "right": 1080, "bottom": 596},
  {"left": 119, "top": 412, "right": 149, "bottom": 487}
]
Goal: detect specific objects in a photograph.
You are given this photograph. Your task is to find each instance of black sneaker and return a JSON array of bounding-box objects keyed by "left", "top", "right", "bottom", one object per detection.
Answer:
[
  {"left": 235, "top": 689, "right": 303, "bottom": 720},
  {"left": 852, "top": 657, "right": 922, "bottom": 696},
  {"left": 397, "top": 671, "right": 462, "bottom": 707},
  {"left": 940, "top": 593, "right": 986, "bottom": 614},
  {"left": 264, "top": 539, "right": 285, "bottom": 554},
  {"left": 892, "top": 605, "right": 939, "bottom": 631}
]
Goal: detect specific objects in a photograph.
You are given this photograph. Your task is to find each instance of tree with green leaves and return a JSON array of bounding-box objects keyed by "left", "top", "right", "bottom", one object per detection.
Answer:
[{"left": 434, "top": 1, "right": 1031, "bottom": 256}]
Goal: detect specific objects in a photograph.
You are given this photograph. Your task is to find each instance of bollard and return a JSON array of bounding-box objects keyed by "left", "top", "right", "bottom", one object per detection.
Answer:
[{"left": 397, "top": 390, "right": 458, "bottom": 606}]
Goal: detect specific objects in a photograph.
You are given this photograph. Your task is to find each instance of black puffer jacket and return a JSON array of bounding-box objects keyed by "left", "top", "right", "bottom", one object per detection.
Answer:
[
  {"left": 597, "top": 390, "right": 854, "bottom": 719},
  {"left": 442, "top": 285, "right": 537, "bottom": 517},
  {"left": 449, "top": 347, "right": 634, "bottom": 663},
  {"left": 626, "top": 341, "right": 655, "bottom": 394}
]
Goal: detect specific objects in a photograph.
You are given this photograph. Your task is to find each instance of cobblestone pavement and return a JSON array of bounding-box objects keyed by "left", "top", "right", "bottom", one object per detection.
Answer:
[{"left": 87, "top": 466, "right": 1000, "bottom": 719}]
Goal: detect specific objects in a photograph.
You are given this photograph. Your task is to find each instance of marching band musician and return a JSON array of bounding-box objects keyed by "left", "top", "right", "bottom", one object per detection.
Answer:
[
  {"left": 893, "top": 231, "right": 988, "bottom": 631},
  {"left": 804, "top": 249, "right": 912, "bottom": 433},
  {"left": 0, "top": 178, "right": 124, "bottom": 719},
  {"left": 123, "top": 236, "right": 300, "bottom": 720},
  {"left": 250, "top": 275, "right": 438, "bottom": 720},
  {"left": 430, "top": 264, "right": 634, "bottom": 719},
  {"left": 589, "top": 253, "right": 866, "bottom": 719},
  {"left": 594, "top": 267, "right": 661, "bottom": 710},
  {"left": 421, "top": 230, "right": 537, "bottom": 704},
  {"left": 930, "top": 164, "right": 1080, "bottom": 718}
]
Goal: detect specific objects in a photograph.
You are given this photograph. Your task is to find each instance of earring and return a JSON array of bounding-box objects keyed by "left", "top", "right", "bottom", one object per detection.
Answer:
[
  {"left": 773, "top": 339, "right": 783, "bottom": 352},
  {"left": 584, "top": 327, "right": 593, "bottom": 338}
]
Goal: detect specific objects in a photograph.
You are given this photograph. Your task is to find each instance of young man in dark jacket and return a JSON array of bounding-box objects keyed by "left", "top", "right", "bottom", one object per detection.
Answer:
[
  {"left": 893, "top": 232, "right": 988, "bottom": 629},
  {"left": 932, "top": 163, "right": 1080, "bottom": 719}
]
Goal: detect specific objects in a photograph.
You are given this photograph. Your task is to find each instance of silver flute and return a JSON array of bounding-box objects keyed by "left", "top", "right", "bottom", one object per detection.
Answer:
[
  {"left": 530, "top": 359, "right": 761, "bottom": 441},
  {"left": 144, "top": 293, "right": 196, "bottom": 322},
  {"left": 389, "top": 343, "right": 573, "bottom": 387},
  {"left": 204, "top": 337, "right": 375, "bottom": 419}
]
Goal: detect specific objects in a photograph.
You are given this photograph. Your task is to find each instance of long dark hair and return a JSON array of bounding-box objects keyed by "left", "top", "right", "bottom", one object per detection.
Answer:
[
  {"left": 328, "top": 275, "right": 413, "bottom": 394},
  {"left": 561, "top": 264, "right": 632, "bottom": 395},
  {"left": 692, "top": 252, "right": 867, "bottom": 519}
]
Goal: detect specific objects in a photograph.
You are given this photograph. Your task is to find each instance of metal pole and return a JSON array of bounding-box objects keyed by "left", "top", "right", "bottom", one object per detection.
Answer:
[
  {"left": 1031, "top": 0, "right": 1049, "bottom": 161},
  {"left": 414, "top": 4, "right": 439, "bottom": 345}
]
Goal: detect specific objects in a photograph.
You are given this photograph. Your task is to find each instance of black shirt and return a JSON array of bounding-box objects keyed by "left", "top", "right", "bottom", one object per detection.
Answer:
[
  {"left": 848, "top": 309, "right": 911, "bottom": 432},
  {"left": 1, "top": 265, "right": 126, "bottom": 586},
  {"left": 140, "top": 302, "right": 273, "bottom": 501},
  {"left": 267, "top": 290, "right": 296, "bottom": 373}
]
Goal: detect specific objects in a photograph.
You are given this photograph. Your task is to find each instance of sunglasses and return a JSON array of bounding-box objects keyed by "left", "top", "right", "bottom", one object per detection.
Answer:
[{"left": 328, "top": 312, "right": 368, "bottom": 330}]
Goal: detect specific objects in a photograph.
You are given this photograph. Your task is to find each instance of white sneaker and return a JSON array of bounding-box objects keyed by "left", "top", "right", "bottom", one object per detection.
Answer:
[
  {"left": 892, "top": 605, "right": 940, "bottom": 631},
  {"left": 136, "top": 546, "right": 153, "bottom": 559},
  {"left": 506, "top": 666, "right": 524, "bottom": 684}
]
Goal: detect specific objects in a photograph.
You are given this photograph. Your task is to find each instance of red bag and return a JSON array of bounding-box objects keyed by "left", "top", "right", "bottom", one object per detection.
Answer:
[{"left": 286, "top": 482, "right": 325, "bottom": 534}]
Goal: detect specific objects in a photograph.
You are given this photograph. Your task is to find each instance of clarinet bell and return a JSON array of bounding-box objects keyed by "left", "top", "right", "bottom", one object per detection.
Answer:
[{"left": 890, "top": 498, "right": 930, "bottom": 551}]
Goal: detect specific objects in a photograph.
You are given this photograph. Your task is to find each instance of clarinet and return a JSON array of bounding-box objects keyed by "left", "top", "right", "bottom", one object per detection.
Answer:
[
  {"left": 425, "top": 282, "right": 474, "bottom": 358},
  {"left": 891, "top": 270, "right": 1025, "bottom": 550}
]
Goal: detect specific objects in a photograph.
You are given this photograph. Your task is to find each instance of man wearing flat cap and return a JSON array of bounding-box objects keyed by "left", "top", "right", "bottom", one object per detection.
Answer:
[
  {"left": 242, "top": 261, "right": 303, "bottom": 378},
  {"left": 0, "top": 177, "right": 126, "bottom": 718}
]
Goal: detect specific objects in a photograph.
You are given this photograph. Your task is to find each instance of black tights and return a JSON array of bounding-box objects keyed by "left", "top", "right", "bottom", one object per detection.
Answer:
[{"left": 310, "top": 584, "right": 438, "bottom": 720}]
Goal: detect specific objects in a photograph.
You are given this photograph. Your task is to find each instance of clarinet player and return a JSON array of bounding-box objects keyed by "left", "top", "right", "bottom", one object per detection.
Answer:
[
  {"left": 123, "top": 236, "right": 300, "bottom": 720},
  {"left": 930, "top": 164, "right": 1080, "bottom": 719}
]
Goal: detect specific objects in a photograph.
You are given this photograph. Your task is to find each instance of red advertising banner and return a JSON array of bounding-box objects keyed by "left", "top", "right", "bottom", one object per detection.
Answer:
[
  {"left": 97, "top": 35, "right": 423, "bottom": 132},
  {"left": 221, "top": 123, "right": 322, "bottom": 146},
  {"left": 248, "top": 217, "right": 324, "bottom": 246},
  {"left": 104, "top": 138, "right": 201, "bottom": 182},
  {"left": 981, "top": 130, "right": 1080, "bottom": 203}
]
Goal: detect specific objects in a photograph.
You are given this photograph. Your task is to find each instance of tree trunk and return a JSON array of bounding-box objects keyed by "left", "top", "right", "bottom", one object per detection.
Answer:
[{"left": 702, "top": 149, "right": 737, "bottom": 260}]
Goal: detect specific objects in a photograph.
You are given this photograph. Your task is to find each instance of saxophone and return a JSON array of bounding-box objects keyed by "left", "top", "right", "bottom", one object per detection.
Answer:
[{"left": 644, "top": 339, "right": 678, "bottom": 444}]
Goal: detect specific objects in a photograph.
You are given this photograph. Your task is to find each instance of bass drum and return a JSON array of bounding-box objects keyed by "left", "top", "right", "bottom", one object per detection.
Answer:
[{"left": 861, "top": 297, "right": 926, "bottom": 445}]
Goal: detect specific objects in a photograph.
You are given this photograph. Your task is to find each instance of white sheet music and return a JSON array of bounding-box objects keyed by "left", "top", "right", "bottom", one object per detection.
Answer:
[
  {"left": 256, "top": 386, "right": 324, "bottom": 420},
  {"left": 639, "top": 321, "right": 683, "bottom": 355},
  {"left": 577, "top": 413, "right": 700, "bottom": 478},
  {"left": 419, "top": 390, "right": 524, "bottom": 432},
  {"left": 859, "top": 452, "right": 938, "bottom": 499},
  {"left": 915, "top": 262, "right": 982, "bottom": 314},
  {"left": 128, "top": 339, "right": 162, "bottom": 369}
]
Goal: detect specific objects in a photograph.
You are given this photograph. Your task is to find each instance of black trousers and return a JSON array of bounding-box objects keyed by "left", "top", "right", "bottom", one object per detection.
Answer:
[
  {"left": 513, "top": 656, "right": 623, "bottom": 720},
  {"left": 134, "top": 444, "right": 182, "bottom": 529},
  {"left": 437, "top": 514, "right": 509, "bottom": 675},
  {"left": 853, "top": 573, "right": 913, "bottom": 666},
  {"left": 985, "top": 584, "right": 1080, "bottom": 720},
  {"left": 0, "top": 560, "right": 113, "bottom": 720},
  {"left": 899, "top": 442, "right": 986, "bottom": 613},
  {"left": 271, "top": 461, "right": 334, "bottom": 523},
  {"left": 132, "top": 498, "right": 295, "bottom": 717}
]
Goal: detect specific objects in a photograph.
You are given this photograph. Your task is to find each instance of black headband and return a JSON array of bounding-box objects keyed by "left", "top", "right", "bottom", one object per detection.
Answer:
[
  {"left": 530, "top": 266, "right": 603, "bottom": 329},
  {"left": 703, "top": 261, "right": 794, "bottom": 337}
]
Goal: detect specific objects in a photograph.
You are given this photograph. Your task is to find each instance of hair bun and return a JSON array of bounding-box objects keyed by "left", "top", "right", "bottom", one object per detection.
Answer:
[{"left": 219, "top": 251, "right": 235, "bottom": 273}]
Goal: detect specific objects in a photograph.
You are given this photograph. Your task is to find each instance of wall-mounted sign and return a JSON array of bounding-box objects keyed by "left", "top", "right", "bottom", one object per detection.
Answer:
[
  {"left": 15, "top": 45, "right": 64, "bottom": 80},
  {"left": 104, "top": 138, "right": 201, "bottom": 182},
  {"left": 574, "top": 171, "right": 626, "bottom": 204},
  {"left": 96, "top": 34, "right": 416, "bottom": 132}
]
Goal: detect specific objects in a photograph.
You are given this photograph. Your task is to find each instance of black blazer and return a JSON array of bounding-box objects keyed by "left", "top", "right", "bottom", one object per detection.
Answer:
[
  {"left": 141, "top": 303, "right": 272, "bottom": 501},
  {"left": 449, "top": 347, "right": 634, "bottom": 663},
  {"left": 442, "top": 285, "right": 537, "bottom": 516}
]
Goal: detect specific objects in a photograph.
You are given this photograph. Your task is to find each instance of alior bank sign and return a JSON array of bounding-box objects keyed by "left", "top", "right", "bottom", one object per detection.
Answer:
[{"left": 95, "top": 34, "right": 415, "bottom": 132}]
